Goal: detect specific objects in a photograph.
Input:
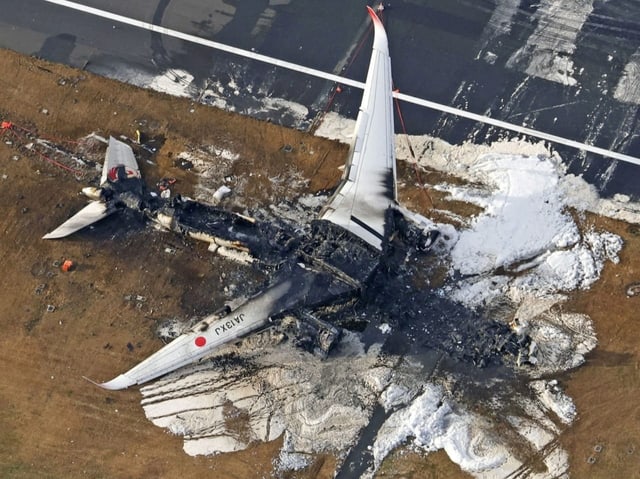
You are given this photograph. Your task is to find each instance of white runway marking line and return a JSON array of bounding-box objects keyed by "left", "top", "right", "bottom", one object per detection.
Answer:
[
  {"left": 395, "top": 92, "right": 640, "bottom": 166},
  {"left": 42, "top": 0, "right": 362, "bottom": 87},
  {"left": 43, "top": 0, "right": 640, "bottom": 166}
]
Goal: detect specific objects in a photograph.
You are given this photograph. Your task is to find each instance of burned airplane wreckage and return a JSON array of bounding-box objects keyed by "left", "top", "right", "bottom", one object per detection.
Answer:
[{"left": 44, "top": 7, "right": 534, "bottom": 390}]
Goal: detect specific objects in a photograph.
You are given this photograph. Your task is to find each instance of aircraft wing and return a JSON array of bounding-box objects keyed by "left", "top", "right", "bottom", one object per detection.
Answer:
[
  {"left": 42, "top": 201, "right": 113, "bottom": 239},
  {"left": 320, "top": 7, "right": 396, "bottom": 250},
  {"left": 95, "top": 262, "right": 354, "bottom": 390},
  {"left": 96, "top": 288, "right": 281, "bottom": 389},
  {"left": 100, "top": 136, "right": 141, "bottom": 185},
  {"left": 96, "top": 326, "right": 254, "bottom": 390}
]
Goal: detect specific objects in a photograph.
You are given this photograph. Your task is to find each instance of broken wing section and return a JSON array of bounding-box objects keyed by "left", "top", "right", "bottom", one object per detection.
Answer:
[
  {"left": 42, "top": 201, "right": 112, "bottom": 239},
  {"left": 320, "top": 7, "right": 396, "bottom": 250},
  {"left": 100, "top": 136, "right": 141, "bottom": 186}
]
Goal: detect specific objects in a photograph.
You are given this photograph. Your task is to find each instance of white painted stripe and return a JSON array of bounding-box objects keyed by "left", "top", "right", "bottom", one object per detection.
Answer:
[
  {"left": 395, "top": 92, "right": 640, "bottom": 166},
  {"left": 42, "top": 0, "right": 640, "bottom": 166},
  {"left": 42, "top": 0, "right": 364, "bottom": 88},
  {"left": 396, "top": 93, "right": 640, "bottom": 165}
]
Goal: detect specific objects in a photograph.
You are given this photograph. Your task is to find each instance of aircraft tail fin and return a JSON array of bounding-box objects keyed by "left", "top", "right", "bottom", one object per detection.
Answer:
[
  {"left": 42, "top": 201, "right": 113, "bottom": 239},
  {"left": 101, "top": 136, "right": 141, "bottom": 186}
]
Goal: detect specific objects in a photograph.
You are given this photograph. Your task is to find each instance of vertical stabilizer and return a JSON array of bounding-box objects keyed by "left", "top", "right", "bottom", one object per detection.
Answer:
[
  {"left": 320, "top": 6, "right": 396, "bottom": 250},
  {"left": 100, "top": 136, "right": 141, "bottom": 186}
]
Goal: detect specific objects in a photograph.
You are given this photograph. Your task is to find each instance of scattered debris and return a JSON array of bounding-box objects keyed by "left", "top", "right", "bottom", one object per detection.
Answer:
[
  {"left": 156, "top": 177, "right": 176, "bottom": 191},
  {"left": 626, "top": 282, "right": 640, "bottom": 296},
  {"left": 212, "top": 185, "right": 232, "bottom": 203},
  {"left": 61, "top": 259, "right": 74, "bottom": 272},
  {"left": 173, "top": 157, "right": 193, "bottom": 170},
  {"left": 0, "top": 122, "right": 101, "bottom": 178},
  {"left": 156, "top": 318, "right": 188, "bottom": 343},
  {"left": 124, "top": 294, "right": 146, "bottom": 303},
  {"left": 123, "top": 294, "right": 147, "bottom": 311}
]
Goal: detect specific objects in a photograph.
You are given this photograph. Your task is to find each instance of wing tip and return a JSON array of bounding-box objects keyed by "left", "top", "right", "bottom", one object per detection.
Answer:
[
  {"left": 83, "top": 374, "right": 136, "bottom": 391},
  {"left": 42, "top": 230, "right": 71, "bottom": 240},
  {"left": 366, "top": 5, "right": 382, "bottom": 25},
  {"left": 366, "top": 5, "right": 389, "bottom": 53}
]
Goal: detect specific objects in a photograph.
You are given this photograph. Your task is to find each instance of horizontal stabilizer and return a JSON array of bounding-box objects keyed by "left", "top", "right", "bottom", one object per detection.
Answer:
[{"left": 43, "top": 201, "right": 112, "bottom": 239}]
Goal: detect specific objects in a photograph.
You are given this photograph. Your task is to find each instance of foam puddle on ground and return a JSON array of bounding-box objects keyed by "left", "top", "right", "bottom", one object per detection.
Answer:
[{"left": 138, "top": 113, "right": 640, "bottom": 478}]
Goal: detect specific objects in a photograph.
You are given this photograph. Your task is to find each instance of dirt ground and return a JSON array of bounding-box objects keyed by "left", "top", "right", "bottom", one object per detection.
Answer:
[
  {"left": 0, "top": 49, "right": 638, "bottom": 479},
  {"left": 0, "top": 49, "right": 342, "bottom": 479}
]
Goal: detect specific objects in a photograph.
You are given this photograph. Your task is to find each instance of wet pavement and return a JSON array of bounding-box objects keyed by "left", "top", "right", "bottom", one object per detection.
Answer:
[{"left": 2, "top": 1, "right": 640, "bottom": 198}]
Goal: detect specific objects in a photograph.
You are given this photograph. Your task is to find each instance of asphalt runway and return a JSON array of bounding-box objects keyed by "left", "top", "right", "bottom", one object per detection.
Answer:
[{"left": 2, "top": 0, "right": 640, "bottom": 196}]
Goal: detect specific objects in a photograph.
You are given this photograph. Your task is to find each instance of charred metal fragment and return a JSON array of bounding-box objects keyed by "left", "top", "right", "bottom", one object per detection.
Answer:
[
  {"left": 283, "top": 311, "right": 341, "bottom": 357},
  {"left": 390, "top": 209, "right": 441, "bottom": 252},
  {"left": 358, "top": 254, "right": 534, "bottom": 369},
  {"left": 154, "top": 196, "right": 301, "bottom": 264},
  {"left": 302, "top": 220, "right": 381, "bottom": 287}
]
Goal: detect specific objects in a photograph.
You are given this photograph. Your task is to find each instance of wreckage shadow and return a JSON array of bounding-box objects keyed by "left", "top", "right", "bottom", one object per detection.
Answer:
[
  {"left": 68, "top": 262, "right": 96, "bottom": 273},
  {"left": 73, "top": 210, "right": 147, "bottom": 242},
  {"left": 583, "top": 349, "right": 634, "bottom": 368}
]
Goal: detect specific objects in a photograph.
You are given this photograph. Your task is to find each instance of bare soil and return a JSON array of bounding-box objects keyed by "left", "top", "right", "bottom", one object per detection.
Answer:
[
  {"left": 0, "top": 48, "right": 639, "bottom": 479},
  {"left": 0, "top": 48, "right": 343, "bottom": 479}
]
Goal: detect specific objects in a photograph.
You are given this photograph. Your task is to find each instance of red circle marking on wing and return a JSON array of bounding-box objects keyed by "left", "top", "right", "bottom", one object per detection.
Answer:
[{"left": 195, "top": 336, "right": 207, "bottom": 347}]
